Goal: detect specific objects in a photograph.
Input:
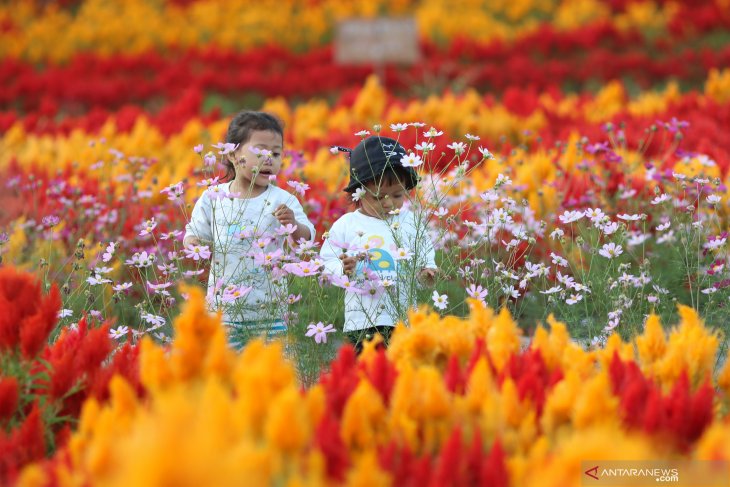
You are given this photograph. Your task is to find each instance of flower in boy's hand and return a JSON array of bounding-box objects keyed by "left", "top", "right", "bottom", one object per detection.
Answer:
[{"left": 305, "top": 322, "right": 336, "bottom": 344}]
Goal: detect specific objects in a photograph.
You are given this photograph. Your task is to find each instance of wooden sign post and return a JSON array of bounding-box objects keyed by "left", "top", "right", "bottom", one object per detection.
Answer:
[{"left": 334, "top": 17, "right": 421, "bottom": 78}]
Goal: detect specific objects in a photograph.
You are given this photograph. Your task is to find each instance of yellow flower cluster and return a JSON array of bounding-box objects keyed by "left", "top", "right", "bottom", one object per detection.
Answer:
[
  {"left": 17, "top": 291, "right": 730, "bottom": 487},
  {"left": 706, "top": 67, "right": 730, "bottom": 104},
  {"left": 4, "top": 74, "right": 724, "bottom": 223},
  {"left": 0, "top": 0, "right": 678, "bottom": 62}
]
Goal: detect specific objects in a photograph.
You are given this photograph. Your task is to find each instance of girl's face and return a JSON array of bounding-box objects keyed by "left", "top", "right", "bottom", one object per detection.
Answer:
[
  {"left": 230, "top": 130, "right": 283, "bottom": 189},
  {"left": 359, "top": 178, "right": 407, "bottom": 219}
]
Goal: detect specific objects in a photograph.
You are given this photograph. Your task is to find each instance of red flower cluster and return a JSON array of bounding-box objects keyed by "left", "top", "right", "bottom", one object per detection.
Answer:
[
  {"left": 316, "top": 346, "right": 509, "bottom": 485},
  {"left": 0, "top": 267, "right": 142, "bottom": 484},
  {"left": 3, "top": 18, "right": 730, "bottom": 135},
  {"left": 609, "top": 353, "right": 714, "bottom": 452}
]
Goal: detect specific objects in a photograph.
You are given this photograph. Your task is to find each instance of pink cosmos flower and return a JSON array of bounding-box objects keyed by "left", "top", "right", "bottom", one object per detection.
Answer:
[
  {"left": 466, "top": 284, "right": 488, "bottom": 305},
  {"left": 160, "top": 181, "right": 185, "bottom": 203},
  {"left": 222, "top": 284, "right": 253, "bottom": 303},
  {"left": 139, "top": 217, "right": 158, "bottom": 237},
  {"left": 184, "top": 244, "right": 212, "bottom": 261},
  {"left": 305, "top": 322, "right": 336, "bottom": 344},
  {"left": 287, "top": 180, "right": 310, "bottom": 196},
  {"left": 213, "top": 142, "right": 238, "bottom": 155},
  {"left": 283, "top": 261, "right": 321, "bottom": 277}
]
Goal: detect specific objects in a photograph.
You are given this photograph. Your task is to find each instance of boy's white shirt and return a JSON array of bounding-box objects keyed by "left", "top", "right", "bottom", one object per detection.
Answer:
[
  {"left": 320, "top": 209, "right": 436, "bottom": 332},
  {"left": 184, "top": 182, "right": 315, "bottom": 323}
]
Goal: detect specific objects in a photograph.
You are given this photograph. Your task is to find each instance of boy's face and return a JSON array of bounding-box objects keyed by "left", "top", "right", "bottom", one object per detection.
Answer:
[
  {"left": 231, "top": 130, "right": 283, "bottom": 188},
  {"left": 359, "top": 179, "right": 407, "bottom": 219}
]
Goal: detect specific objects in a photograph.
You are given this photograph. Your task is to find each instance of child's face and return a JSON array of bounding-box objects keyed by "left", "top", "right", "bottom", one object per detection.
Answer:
[
  {"left": 359, "top": 179, "right": 407, "bottom": 219},
  {"left": 231, "top": 130, "right": 283, "bottom": 188}
]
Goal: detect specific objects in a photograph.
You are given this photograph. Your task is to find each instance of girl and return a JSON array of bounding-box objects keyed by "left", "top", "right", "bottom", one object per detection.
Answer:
[
  {"left": 184, "top": 111, "right": 315, "bottom": 347},
  {"left": 320, "top": 135, "right": 438, "bottom": 353}
]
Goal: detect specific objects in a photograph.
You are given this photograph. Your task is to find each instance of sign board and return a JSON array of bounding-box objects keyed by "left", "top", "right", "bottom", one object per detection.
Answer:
[{"left": 334, "top": 17, "right": 420, "bottom": 65}]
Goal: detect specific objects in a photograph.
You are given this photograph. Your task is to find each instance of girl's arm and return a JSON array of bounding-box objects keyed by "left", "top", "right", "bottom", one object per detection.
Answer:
[
  {"left": 319, "top": 219, "right": 348, "bottom": 277},
  {"left": 184, "top": 190, "right": 214, "bottom": 246}
]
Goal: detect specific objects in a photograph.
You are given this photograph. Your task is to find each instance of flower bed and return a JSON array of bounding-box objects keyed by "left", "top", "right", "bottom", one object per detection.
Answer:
[{"left": 13, "top": 282, "right": 730, "bottom": 486}]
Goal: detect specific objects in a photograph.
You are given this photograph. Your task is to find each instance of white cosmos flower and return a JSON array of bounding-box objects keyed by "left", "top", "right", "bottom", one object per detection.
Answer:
[
  {"left": 415, "top": 142, "right": 436, "bottom": 152},
  {"left": 479, "top": 146, "right": 494, "bottom": 159},
  {"left": 432, "top": 291, "right": 448, "bottom": 310},
  {"left": 400, "top": 152, "right": 423, "bottom": 168},
  {"left": 599, "top": 242, "right": 623, "bottom": 259},
  {"left": 707, "top": 194, "right": 722, "bottom": 205},
  {"left": 651, "top": 193, "right": 671, "bottom": 205},
  {"left": 351, "top": 187, "right": 367, "bottom": 202},
  {"left": 446, "top": 142, "right": 467, "bottom": 155},
  {"left": 559, "top": 210, "right": 585, "bottom": 224},
  {"left": 617, "top": 213, "right": 643, "bottom": 221}
]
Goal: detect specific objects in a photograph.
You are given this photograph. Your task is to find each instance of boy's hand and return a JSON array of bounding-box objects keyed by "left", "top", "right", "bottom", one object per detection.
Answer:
[
  {"left": 418, "top": 267, "right": 439, "bottom": 286},
  {"left": 273, "top": 204, "right": 296, "bottom": 227},
  {"left": 340, "top": 254, "right": 359, "bottom": 276}
]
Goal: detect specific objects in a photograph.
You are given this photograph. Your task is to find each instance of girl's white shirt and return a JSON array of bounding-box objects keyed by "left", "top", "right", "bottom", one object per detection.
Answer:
[{"left": 184, "top": 182, "right": 315, "bottom": 323}]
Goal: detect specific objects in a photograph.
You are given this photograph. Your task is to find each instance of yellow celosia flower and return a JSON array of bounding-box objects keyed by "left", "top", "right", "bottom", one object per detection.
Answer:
[
  {"left": 635, "top": 313, "right": 667, "bottom": 375},
  {"left": 520, "top": 426, "right": 657, "bottom": 487},
  {"left": 540, "top": 369, "right": 583, "bottom": 437},
  {"left": 344, "top": 451, "right": 392, "bottom": 487},
  {"left": 341, "top": 379, "right": 389, "bottom": 451},
  {"left": 615, "top": 1, "right": 676, "bottom": 34},
  {"left": 487, "top": 307, "right": 523, "bottom": 372},
  {"left": 553, "top": 0, "right": 611, "bottom": 30},
  {"left": 584, "top": 80, "right": 627, "bottom": 123},
  {"left": 706, "top": 68, "right": 730, "bottom": 104},
  {"left": 654, "top": 305, "right": 718, "bottom": 389},
  {"left": 571, "top": 372, "right": 620, "bottom": 429}
]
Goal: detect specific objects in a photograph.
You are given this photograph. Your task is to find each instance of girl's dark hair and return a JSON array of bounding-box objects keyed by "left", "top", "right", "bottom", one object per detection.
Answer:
[{"left": 222, "top": 110, "right": 285, "bottom": 182}]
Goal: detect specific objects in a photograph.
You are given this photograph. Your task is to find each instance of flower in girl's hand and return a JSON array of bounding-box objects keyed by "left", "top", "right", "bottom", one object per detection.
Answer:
[
  {"left": 287, "top": 180, "right": 310, "bottom": 196},
  {"left": 305, "top": 322, "right": 336, "bottom": 344}
]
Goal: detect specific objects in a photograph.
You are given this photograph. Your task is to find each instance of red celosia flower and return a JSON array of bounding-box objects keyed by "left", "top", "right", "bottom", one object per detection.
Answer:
[
  {"left": 314, "top": 414, "right": 349, "bottom": 481},
  {"left": 318, "top": 346, "right": 359, "bottom": 418},
  {"left": 609, "top": 353, "right": 715, "bottom": 452},
  {"left": 499, "top": 348, "right": 563, "bottom": 417},
  {"left": 0, "top": 376, "right": 18, "bottom": 423},
  {"left": 0, "top": 403, "right": 45, "bottom": 484},
  {"left": 0, "top": 267, "right": 61, "bottom": 359},
  {"left": 358, "top": 348, "right": 398, "bottom": 406}
]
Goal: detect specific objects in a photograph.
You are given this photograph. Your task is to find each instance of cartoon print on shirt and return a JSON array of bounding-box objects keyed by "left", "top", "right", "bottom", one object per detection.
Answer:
[{"left": 357, "top": 235, "right": 396, "bottom": 274}]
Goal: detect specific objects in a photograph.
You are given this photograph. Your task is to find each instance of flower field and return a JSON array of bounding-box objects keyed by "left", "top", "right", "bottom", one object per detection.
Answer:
[{"left": 2, "top": 0, "right": 730, "bottom": 484}]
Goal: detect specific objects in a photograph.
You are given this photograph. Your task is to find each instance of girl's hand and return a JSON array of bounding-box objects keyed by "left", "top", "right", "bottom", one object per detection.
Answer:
[{"left": 273, "top": 204, "right": 296, "bottom": 226}]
